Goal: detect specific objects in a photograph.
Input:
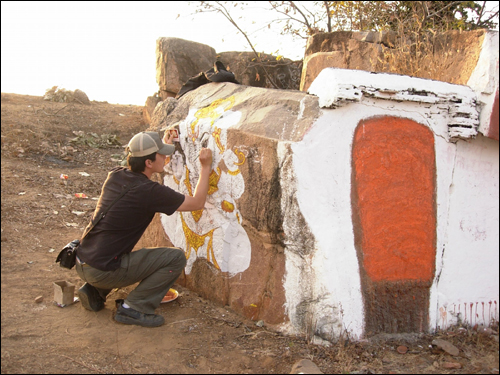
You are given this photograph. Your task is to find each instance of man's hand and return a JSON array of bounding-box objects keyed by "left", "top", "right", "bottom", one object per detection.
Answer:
[
  {"left": 199, "top": 148, "right": 212, "bottom": 168},
  {"left": 177, "top": 147, "right": 213, "bottom": 212},
  {"left": 164, "top": 130, "right": 175, "bottom": 145}
]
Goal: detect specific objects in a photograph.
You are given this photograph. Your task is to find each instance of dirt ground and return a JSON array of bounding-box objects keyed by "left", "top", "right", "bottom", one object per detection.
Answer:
[{"left": 1, "top": 92, "right": 499, "bottom": 374}]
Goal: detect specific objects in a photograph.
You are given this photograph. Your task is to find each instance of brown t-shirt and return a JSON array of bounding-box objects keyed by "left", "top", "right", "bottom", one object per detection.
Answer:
[{"left": 77, "top": 167, "right": 185, "bottom": 271}]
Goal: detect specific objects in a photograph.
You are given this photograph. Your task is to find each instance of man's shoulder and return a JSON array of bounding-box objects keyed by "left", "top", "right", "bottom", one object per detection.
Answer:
[{"left": 109, "top": 167, "right": 148, "bottom": 182}]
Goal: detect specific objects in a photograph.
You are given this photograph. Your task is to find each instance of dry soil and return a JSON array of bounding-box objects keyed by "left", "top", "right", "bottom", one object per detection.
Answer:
[{"left": 1, "top": 92, "right": 498, "bottom": 374}]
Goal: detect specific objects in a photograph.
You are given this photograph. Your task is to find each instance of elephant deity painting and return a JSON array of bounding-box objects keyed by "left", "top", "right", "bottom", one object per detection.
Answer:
[{"left": 161, "top": 97, "right": 252, "bottom": 277}]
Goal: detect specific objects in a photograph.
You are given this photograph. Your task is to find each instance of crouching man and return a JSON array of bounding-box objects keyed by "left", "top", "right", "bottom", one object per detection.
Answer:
[{"left": 75, "top": 131, "right": 212, "bottom": 327}]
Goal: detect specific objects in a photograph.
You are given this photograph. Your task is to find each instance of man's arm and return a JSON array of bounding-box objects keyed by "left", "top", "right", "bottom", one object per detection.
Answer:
[{"left": 176, "top": 148, "right": 212, "bottom": 212}]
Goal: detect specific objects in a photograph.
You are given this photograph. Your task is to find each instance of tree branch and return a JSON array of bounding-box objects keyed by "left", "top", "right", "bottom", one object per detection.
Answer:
[
  {"left": 425, "top": 1, "right": 464, "bottom": 21},
  {"left": 324, "top": 1, "right": 332, "bottom": 32},
  {"left": 207, "top": 1, "right": 279, "bottom": 88},
  {"left": 268, "top": 1, "right": 309, "bottom": 28},
  {"left": 289, "top": 1, "right": 313, "bottom": 32}
]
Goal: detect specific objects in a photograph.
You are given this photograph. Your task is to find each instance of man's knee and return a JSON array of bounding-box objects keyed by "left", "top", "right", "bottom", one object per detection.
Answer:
[{"left": 170, "top": 248, "right": 187, "bottom": 268}]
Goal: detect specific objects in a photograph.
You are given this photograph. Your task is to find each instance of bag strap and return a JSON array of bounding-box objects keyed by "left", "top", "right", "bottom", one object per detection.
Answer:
[{"left": 80, "top": 180, "right": 145, "bottom": 240}]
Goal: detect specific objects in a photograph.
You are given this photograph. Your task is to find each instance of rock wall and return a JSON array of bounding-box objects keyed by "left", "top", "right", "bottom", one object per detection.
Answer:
[
  {"left": 146, "top": 67, "right": 498, "bottom": 341},
  {"left": 300, "top": 30, "right": 499, "bottom": 142},
  {"left": 144, "top": 31, "right": 499, "bottom": 340}
]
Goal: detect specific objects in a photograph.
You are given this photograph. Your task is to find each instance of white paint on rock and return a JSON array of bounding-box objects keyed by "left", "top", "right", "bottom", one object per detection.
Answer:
[
  {"left": 281, "top": 67, "right": 498, "bottom": 338},
  {"left": 430, "top": 135, "right": 499, "bottom": 329},
  {"left": 161, "top": 99, "right": 252, "bottom": 277},
  {"left": 289, "top": 109, "right": 364, "bottom": 339},
  {"left": 158, "top": 68, "right": 498, "bottom": 340},
  {"left": 467, "top": 30, "right": 499, "bottom": 138}
]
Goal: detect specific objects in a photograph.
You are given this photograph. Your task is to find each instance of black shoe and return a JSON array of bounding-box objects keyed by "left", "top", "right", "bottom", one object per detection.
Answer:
[
  {"left": 77, "top": 283, "right": 105, "bottom": 312},
  {"left": 114, "top": 299, "right": 165, "bottom": 327}
]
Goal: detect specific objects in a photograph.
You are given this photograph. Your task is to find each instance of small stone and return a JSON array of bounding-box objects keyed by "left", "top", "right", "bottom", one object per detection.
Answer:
[
  {"left": 431, "top": 338, "right": 460, "bottom": 356},
  {"left": 35, "top": 295, "right": 44, "bottom": 303},
  {"left": 255, "top": 320, "right": 264, "bottom": 327},
  {"left": 290, "top": 359, "right": 323, "bottom": 374},
  {"left": 442, "top": 361, "right": 462, "bottom": 369},
  {"left": 381, "top": 357, "right": 391, "bottom": 365},
  {"left": 396, "top": 345, "right": 408, "bottom": 354}
]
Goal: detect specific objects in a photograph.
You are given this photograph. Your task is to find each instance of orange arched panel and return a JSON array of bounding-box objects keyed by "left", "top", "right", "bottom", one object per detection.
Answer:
[{"left": 352, "top": 116, "right": 436, "bottom": 283}]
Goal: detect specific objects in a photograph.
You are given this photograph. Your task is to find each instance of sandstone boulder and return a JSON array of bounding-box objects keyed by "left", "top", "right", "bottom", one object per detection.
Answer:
[
  {"left": 427, "top": 29, "right": 486, "bottom": 85},
  {"left": 156, "top": 37, "right": 216, "bottom": 100},
  {"left": 304, "top": 31, "right": 395, "bottom": 57},
  {"left": 143, "top": 94, "right": 161, "bottom": 124},
  {"left": 300, "top": 45, "right": 383, "bottom": 92},
  {"left": 300, "top": 31, "right": 395, "bottom": 91}
]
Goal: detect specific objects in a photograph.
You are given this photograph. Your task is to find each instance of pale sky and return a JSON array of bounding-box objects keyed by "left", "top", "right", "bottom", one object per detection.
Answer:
[
  {"left": 2, "top": 1, "right": 497, "bottom": 106},
  {"left": 1, "top": 1, "right": 304, "bottom": 105}
]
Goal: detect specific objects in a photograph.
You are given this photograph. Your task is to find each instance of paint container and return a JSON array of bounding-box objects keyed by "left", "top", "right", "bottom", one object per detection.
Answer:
[
  {"left": 163, "top": 124, "right": 180, "bottom": 143},
  {"left": 160, "top": 288, "right": 179, "bottom": 304},
  {"left": 53, "top": 280, "right": 75, "bottom": 307}
]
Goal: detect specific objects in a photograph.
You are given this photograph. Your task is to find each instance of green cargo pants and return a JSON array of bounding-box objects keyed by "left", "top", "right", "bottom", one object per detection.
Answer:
[{"left": 75, "top": 247, "right": 186, "bottom": 314}]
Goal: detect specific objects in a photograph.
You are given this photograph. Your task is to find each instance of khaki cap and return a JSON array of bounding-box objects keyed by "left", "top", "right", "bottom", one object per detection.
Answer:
[{"left": 127, "top": 131, "right": 175, "bottom": 157}]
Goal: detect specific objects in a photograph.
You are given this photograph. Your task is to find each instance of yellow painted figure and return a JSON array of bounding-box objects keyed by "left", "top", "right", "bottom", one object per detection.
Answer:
[{"left": 161, "top": 96, "right": 251, "bottom": 277}]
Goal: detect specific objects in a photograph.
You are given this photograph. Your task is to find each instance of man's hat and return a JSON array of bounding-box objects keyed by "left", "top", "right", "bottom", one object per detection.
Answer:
[{"left": 127, "top": 131, "right": 175, "bottom": 157}]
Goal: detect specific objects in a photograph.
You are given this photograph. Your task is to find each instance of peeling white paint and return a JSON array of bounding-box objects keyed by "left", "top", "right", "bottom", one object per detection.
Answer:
[
  {"left": 467, "top": 30, "right": 499, "bottom": 138},
  {"left": 297, "top": 97, "right": 306, "bottom": 120},
  {"left": 308, "top": 68, "right": 479, "bottom": 140},
  {"left": 283, "top": 67, "right": 499, "bottom": 338}
]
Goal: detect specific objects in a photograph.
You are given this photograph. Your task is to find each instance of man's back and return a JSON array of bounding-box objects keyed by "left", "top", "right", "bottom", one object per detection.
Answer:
[{"left": 77, "top": 167, "right": 184, "bottom": 271}]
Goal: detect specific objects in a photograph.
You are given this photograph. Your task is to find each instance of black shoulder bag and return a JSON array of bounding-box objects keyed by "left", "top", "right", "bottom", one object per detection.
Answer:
[{"left": 56, "top": 181, "right": 144, "bottom": 269}]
